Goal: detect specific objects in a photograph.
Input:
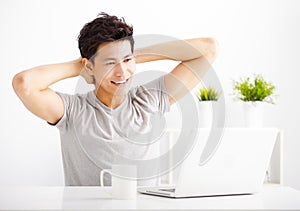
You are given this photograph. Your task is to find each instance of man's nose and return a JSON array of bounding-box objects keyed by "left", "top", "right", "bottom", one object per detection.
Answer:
[{"left": 114, "top": 62, "right": 127, "bottom": 77}]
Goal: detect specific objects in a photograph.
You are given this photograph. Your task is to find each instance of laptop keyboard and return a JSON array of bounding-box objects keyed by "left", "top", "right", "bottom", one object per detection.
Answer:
[{"left": 159, "top": 188, "right": 176, "bottom": 192}]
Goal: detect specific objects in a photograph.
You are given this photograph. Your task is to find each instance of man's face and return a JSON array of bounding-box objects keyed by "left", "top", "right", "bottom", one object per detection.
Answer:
[{"left": 91, "top": 40, "right": 136, "bottom": 97}]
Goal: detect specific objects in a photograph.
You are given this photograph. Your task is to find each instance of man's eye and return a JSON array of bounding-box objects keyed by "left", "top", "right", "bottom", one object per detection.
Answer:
[
  {"left": 106, "top": 62, "right": 115, "bottom": 65},
  {"left": 124, "top": 58, "right": 132, "bottom": 63}
]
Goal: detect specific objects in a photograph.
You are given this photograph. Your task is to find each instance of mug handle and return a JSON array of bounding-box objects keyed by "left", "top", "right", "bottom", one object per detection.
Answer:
[
  {"left": 100, "top": 169, "right": 113, "bottom": 197},
  {"left": 100, "top": 169, "right": 111, "bottom": 187}
]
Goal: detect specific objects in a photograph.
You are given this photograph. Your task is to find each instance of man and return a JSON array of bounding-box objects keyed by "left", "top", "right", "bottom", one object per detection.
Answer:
[{"left": 12, "top": 12, "right": 217, "bottom": 186}]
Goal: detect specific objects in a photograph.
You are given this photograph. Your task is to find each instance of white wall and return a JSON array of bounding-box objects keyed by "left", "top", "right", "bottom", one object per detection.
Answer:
[{"left": 1, "top": 0, "right": 300, "bottom": 189}]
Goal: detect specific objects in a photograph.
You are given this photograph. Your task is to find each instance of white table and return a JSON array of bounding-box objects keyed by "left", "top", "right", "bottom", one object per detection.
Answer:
[{"left": 0, "top": 184, "right": 300, "bottom": 210}]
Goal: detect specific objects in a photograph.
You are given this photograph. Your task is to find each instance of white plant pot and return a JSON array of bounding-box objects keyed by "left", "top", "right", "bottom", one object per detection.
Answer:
[
  {"left": 198, "top": 101, "right": 214, "bottom": 128},
  {"left": 244, "top": 101, "right": 264, "bottom": 127}
]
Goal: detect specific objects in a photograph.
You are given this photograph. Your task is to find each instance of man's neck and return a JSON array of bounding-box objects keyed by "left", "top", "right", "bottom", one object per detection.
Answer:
[{"left": 95, "top": 89, "right": 126, "bottom": 109}]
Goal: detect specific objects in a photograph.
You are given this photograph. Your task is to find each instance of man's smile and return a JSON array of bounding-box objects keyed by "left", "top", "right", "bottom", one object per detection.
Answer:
[{"left": 110, "top": 78, "right": 129, "bottom": 87}]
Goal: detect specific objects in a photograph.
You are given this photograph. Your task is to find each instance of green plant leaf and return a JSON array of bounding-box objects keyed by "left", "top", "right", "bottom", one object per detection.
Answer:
[
  {"left": 197, "top": 87, "right": 219, "bottom": 101},
  {"left": 232, "top": 74, "right": 276, "bottom": 104}
]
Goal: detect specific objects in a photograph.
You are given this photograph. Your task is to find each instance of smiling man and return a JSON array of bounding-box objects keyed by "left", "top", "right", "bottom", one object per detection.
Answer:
[
  {"left": 12, "top": 12, "right": 217, "bottom": 186},
  {"left": 84, "top": 40, "right": 136, "bottom": 109}
]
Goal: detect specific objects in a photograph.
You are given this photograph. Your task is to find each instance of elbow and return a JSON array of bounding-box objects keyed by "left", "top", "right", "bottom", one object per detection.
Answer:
[
  {"left": 195, "top": 38, "right": 219, "bottom": 63},
  {"left": 12, "top": 71, "right": 31, "bottom": 97},
  {"left": 202, "top": 38, "right": 219, "bottom": 63},
  {"left": 207, "top": 38, "right": 219, "bottom": 62}
]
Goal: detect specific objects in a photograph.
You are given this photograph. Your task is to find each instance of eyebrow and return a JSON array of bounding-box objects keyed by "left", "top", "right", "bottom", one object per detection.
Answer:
[{"left": 103, "top": 54, "right": 133, "bottom": 61}]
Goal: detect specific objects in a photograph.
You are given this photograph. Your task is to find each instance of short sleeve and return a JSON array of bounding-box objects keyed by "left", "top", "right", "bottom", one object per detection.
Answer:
[
  {"left": 134, "top": 76, "right": 170, "bottom": 113},
  {"left": 50, "top": 92, "right": 74, "bottom": 132}
]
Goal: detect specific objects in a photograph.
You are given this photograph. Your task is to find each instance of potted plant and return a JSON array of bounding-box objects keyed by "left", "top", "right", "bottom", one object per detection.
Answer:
[
  {"left": 232, "top": 74, "right": 276, "bottom": 127},
  {"left": 196, "top": 87, "right": 220, "bottom": 127}
]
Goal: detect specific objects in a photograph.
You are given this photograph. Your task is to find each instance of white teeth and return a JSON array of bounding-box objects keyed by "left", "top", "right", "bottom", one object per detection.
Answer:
[{"left": 114, "top": 79, "right": 127, "bottom": 84}]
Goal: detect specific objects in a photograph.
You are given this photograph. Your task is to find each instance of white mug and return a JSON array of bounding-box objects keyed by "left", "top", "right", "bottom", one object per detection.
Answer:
[{"left": 100, "top": 165, "right": 137, "bottom": 200}]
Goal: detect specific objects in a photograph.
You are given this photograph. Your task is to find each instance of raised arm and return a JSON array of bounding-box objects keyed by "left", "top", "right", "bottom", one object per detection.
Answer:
[
  {"left": 134, "top": 38, "right": 218, "bottom": 104},
  {"left": 12, "top": 58, "right": 83, "bottom": 124}
]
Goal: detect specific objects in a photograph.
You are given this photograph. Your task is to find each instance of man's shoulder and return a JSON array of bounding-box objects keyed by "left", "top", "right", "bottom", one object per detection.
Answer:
[
  {"left": 129, "top": 77, "right": 165, "bottom": 96},
  {"left": 129, "top": 76, "right": 164, "bottom": 92},
  {"left": 56, "top": 90, "right": 94, "bottom": 106},
  {"left": 57, "top": 90, "right": 90, "bottom": 98}
]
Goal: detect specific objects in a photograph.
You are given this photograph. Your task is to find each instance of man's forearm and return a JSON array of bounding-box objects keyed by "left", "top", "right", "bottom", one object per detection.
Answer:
[
  {"left": 13, "top": 58, "right": 82, "bottom": 93},
  {"left": 134, "top": 38, "right": 216, "bottom": 64}
]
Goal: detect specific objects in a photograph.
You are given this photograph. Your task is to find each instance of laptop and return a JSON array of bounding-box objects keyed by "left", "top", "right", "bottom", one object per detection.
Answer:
[{"left": 138, "top": 128, "right": 279, "bottom": 198}]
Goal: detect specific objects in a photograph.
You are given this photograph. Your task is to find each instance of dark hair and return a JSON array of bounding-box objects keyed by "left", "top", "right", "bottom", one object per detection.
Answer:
[{"left": 78, "top": 12, "right": 134, "bottom": 61}]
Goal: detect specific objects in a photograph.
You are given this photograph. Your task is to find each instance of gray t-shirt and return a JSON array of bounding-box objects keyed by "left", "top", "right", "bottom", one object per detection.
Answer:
[{"left": 54, "top": 76, "right": 170, "bottom": 186}]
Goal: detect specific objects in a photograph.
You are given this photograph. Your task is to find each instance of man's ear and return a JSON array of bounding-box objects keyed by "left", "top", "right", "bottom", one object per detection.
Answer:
[
  {"left": 80, "top": 58, "right": 95, "bottom": 84},
  {"left": 82, "top": 58, "right": 94, "bottom": 76}
]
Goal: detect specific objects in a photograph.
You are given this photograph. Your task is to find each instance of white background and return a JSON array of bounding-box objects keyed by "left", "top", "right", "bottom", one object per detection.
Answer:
[{"left": 0, "top": 0, "right": 299, "bottom": 190}]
